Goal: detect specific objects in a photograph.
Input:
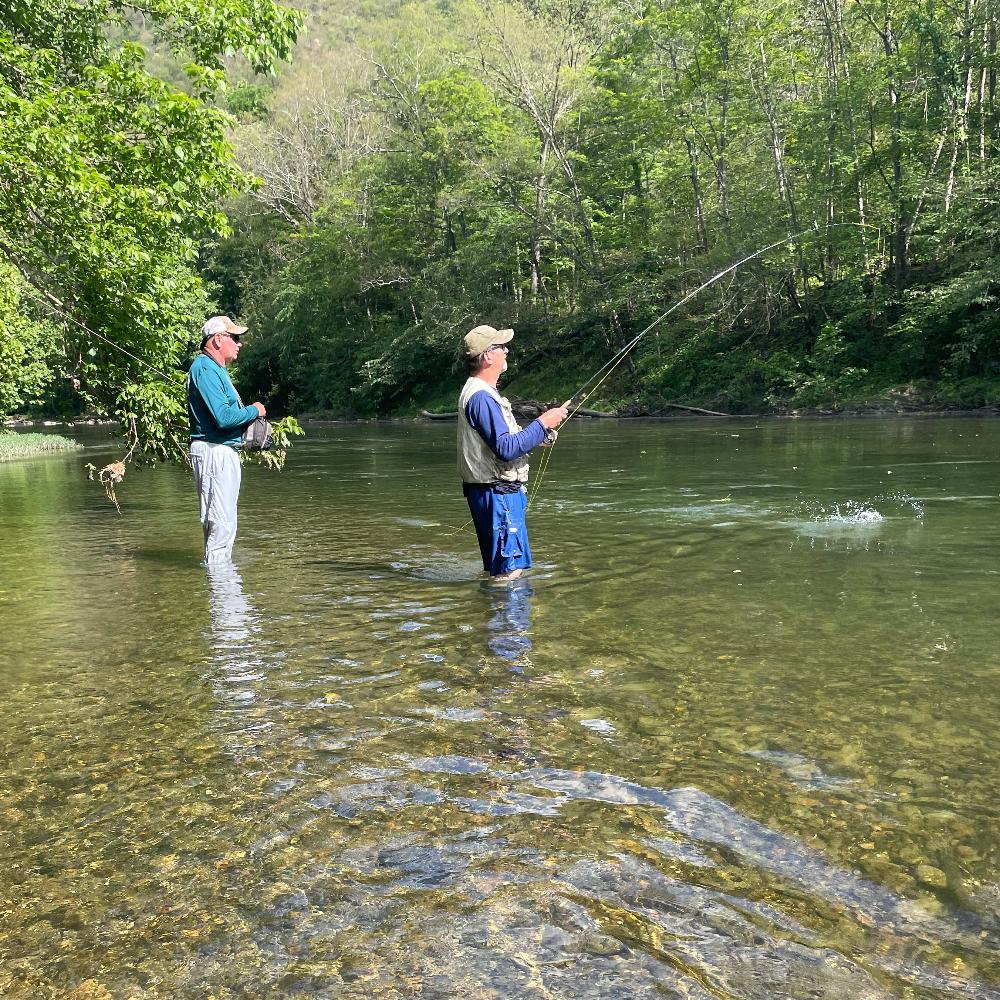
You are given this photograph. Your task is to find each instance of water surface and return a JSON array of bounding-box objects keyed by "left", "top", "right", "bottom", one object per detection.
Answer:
[{"left": 1, "top": 417, "right": 998, "bottom": 998}]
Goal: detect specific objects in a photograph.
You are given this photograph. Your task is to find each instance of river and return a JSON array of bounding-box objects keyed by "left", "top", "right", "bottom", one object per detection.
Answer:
[{"left": 1, "top": 417, "right": 998, "bottom": 998}]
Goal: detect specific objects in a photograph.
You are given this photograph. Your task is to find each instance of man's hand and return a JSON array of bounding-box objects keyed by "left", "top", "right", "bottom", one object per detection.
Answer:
[
  {"left": 253, "top": 402, "right": 267, "bottom": 417},
  {"left": 538, "top": 400, "right": 570, "bottom": 430}
]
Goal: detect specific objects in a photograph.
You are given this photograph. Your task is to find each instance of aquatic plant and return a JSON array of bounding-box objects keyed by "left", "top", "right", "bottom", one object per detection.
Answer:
[{"left": 0, "top": 431, "right": 80, "bottom": 461}]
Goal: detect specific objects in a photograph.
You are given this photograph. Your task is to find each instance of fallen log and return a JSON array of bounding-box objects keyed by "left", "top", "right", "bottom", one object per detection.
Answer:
[
  {"left": 421, "top": 403, "right": 753, "bottom": 420},
  {"left": 571, "top": 406, "right": 616, "bottom": 418},
  {"left": 659, "top": 402, "right": 756, "bottom": 417}
]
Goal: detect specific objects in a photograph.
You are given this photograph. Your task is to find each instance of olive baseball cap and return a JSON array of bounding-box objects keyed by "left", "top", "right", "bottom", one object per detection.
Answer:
[{"left": 463, "top": 324, "right": 514, "bottom": 357}]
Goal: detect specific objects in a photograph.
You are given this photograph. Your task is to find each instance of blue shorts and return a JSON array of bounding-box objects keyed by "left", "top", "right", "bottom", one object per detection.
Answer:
[{"left": 465, "top": 486, "right": 533, "bottom": 576}]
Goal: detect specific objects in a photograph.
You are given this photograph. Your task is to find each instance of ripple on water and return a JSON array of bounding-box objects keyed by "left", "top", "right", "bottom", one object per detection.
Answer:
[
  {"left": 746, "top": 749, "right": 857, "bottom": 791},
  {"left": 4, "top": 422, "right": 1000, "bottom": 999}
]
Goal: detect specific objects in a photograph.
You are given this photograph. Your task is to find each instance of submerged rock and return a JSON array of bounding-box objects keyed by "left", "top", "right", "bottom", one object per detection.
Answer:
[{"left": 915, "top": 865, "right": 949, "bottom": 889}]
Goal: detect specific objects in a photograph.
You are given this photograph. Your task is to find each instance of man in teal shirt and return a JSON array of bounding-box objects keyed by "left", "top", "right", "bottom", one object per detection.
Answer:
[{"left": 187, "top": 315, "right": 265, "bottom": 564}]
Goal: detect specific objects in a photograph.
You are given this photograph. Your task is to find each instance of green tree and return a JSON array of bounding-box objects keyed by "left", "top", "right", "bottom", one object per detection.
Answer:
[
  {"left": 208, "top": 0, "right": 1000, "bottom": 416},
  {"left": 0, "top": 264, "right": 60, "bottom": 414},
  {"left": 0, "top": 0, "right": 301, "bottom": 456}
]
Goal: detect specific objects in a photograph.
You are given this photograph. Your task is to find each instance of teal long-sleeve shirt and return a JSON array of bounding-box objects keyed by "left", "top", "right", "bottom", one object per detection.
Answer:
[{"left": 187, "top": 353, "right": 259, "bottom": 447}]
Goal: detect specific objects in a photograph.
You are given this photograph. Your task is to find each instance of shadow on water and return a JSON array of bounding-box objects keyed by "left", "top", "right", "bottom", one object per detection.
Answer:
[{"left": 128, "top": 545, "right": 202, "bottom": 568}]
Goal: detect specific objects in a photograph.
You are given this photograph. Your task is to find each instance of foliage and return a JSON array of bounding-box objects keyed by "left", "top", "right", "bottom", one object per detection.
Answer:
[
  {"left": 84, "top": 412, "right": 305, "bottom": 514},
  {"left": 10, "top": 0, "right": 1000, "bottom": 428},
  {"left": 0, "top": 0, "right": 302, "bottom": 457},
  {"left": 84, "top": 458, "right": 127, "bottom": 513},
  {"left": 243, "top": 414, "right": 305, "bottom": 470},
  {"left": 207, "top": 0, "right": 1000, "bottom": 415},
  {"left": 0, "top": 266, "right": 62, "bottom": 413}
]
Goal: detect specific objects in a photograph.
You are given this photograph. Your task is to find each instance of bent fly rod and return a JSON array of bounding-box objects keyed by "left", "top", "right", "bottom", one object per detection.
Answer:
[
  {"left": 566, "top": 222, "right": 847, "bottom": 409},
  {"left": 528, "top": 222, "right": 871, "bottom": 506}
]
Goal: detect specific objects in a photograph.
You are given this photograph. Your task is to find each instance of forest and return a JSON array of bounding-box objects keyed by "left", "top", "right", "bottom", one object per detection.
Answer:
[
  {"left": 222, "top": 0, "right": 1000, "bottom": 419},
  {"left": 3, "top": 0, "right": 1000, "bottom": 447}
]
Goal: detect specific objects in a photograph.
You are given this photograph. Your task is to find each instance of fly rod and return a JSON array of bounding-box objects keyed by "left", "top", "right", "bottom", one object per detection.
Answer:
[
  {"left": 566, "top": 223, "right": 836, "bottom": 408},
  {"left": 528, "top": 222, "right": 873, "bottom": 506}
]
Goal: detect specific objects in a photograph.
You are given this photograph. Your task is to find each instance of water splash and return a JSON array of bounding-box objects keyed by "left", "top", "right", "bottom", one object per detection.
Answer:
[
  {"left": 786, "top": 493, "right": 925, "bottom": 551},
  {"left": 823, "top": 502, "right": 884, "bottom": 524},
  {"left": 802, "top": 493, "right": 924, "bottom": 526}
]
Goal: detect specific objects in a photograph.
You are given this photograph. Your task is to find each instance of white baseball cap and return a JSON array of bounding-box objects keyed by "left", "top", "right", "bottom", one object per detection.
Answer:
[{"left": 202, "top": 315, "right": 248, "bottom": 339}]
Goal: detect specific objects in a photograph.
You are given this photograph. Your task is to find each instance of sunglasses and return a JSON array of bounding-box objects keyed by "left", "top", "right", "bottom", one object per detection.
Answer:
[
  {"left": 488, "top": 344, "right": 509, "bottom": 353},
  {"left": 222, "top": 333, "right": 242, "bottom": 344}
]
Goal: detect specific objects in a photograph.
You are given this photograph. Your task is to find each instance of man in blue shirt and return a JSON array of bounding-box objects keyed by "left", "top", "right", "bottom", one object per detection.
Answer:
[
  {"left": 458, "top": 324, "right": 568, "bottom": 581},
  {"left": 187, "top": 315, "right": 266, "bottom": 564}
]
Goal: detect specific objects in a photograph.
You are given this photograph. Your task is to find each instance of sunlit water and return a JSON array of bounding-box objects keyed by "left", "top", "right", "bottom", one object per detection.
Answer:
[{"left": 1, "top": 417, "right": 999, "bottom": 998}]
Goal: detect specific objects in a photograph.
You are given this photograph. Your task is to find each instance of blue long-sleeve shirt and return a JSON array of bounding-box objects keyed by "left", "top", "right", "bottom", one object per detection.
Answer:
[
  {"left": 464, "top": 390, "right": 546, "bottom": 462},
  {"left": 187, "top": 354, "right": 259, "bottom": 447}
]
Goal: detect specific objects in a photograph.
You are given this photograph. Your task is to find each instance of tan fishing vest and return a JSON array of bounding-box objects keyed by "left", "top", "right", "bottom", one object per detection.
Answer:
[{"left": 457, "top": 377, "right": 529, "bottom": 485}]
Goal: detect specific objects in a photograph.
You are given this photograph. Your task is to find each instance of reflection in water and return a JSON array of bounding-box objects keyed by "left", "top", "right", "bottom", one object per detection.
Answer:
[
  {"left": 484, "top": 578, "right": 533, "bottom": 663},
  {"left": 204, "top": 563, "right": 270, "bottom": 759},
  {"left": 206, "top": 562, "right": 258, "bottom": 672}
]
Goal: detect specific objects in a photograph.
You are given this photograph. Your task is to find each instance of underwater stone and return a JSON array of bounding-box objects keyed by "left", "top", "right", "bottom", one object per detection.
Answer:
[{"left": 915, "top": 864, "right": 948, "bottom": 889}]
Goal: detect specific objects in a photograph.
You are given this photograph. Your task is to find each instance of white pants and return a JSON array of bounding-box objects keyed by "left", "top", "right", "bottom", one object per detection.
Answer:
[{"left": 190, "top": 440, "right": 242, "bottom": 564}]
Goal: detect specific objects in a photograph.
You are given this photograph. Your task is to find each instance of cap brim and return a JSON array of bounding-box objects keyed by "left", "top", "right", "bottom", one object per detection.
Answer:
[{"left": 493, "top": 328, "right": 514, "bottom": 344}]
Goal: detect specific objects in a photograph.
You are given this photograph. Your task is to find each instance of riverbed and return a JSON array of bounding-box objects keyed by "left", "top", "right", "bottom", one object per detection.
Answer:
[{"left": 1, "top": 417, "right": 998, "bottom": 997}]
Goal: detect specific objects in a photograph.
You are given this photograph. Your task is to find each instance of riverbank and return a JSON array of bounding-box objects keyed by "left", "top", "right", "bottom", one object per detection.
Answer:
[
  {"left": 288, "top": 378, "right": 999, "bottom": 423},
  {"left": 7, "top": 392, "right": 999, "bottom": 436},
  {"left": 3, "top": 417, "right": 113, "bottom": 429},
  {"left": 302, "top": 399, "right": 1000, "bottom": 424},
  {"left": 0, "top": 431, "right": 81, "bottom": 462}
]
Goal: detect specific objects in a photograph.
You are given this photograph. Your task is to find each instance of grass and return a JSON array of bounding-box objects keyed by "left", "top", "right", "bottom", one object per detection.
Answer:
[{"left": 0, "top": 431, "right": 82, "bottom": 461}]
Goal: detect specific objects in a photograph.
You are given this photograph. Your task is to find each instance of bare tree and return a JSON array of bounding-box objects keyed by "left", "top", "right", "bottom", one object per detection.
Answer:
[{"left": 234, "top": 50, "right": 378, "bottom": 225}]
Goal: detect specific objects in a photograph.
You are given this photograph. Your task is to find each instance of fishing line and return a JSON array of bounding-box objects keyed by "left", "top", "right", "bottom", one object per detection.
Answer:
[
  {"left": 20, "top": 287, "right": 182, "bottom": 384},
  {"left": 527, "top": 221, "right": 877, "bottom": 508}
]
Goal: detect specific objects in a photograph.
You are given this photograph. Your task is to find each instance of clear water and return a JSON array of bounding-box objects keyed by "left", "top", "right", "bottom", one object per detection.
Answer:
[{"left": 1, "top": 417, "right": 998, "bottom": 998}]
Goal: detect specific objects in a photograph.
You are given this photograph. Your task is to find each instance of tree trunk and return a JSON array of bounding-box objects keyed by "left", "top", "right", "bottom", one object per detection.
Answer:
[
  {"left": 880, "top": 14, "right": 907, "bottom": 286},
  {"left": 664, "top": 53, "right": 708, "bottom": 251},
  {"left": 944, "top": 63, "right": 974, "bottom": 213},
  {"left": 754, "top": 38, "right": 800, "bottom": 230},
  {"left": 945, "top": 0, "right": 977, "bottom": 214},
  {"left": 530, "top": 140, "right": 549, "bottom": 306}
]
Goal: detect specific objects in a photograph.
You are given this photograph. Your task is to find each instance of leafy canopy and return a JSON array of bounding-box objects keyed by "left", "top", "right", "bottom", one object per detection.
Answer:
[{"left": 0, "top": 0, "right": 301, "bottom": 457}]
